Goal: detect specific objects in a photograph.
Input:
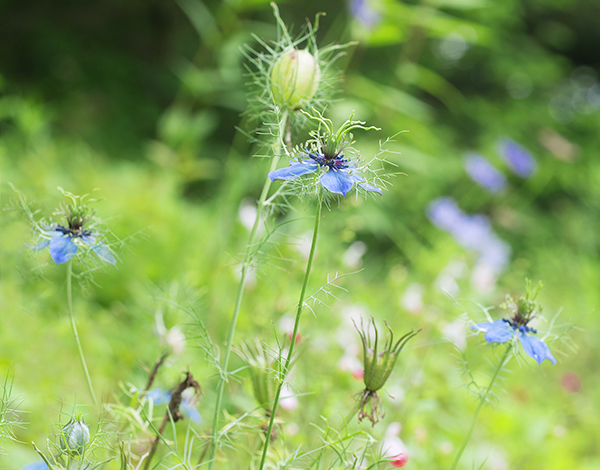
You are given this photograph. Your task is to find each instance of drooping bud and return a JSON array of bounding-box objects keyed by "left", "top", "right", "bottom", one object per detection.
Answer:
[
  {"left": 270, "top": 49, "right": 320, "bottom": 110},
  {"left": 60, "top": 416, "right": 90, "bottom": 456}
]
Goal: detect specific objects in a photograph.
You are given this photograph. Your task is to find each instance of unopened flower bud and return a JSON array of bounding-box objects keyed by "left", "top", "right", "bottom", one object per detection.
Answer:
[
  {"left": 270, "top": 49, "right": 320, "bottom": 109},
  {"left": 60, "top": 417, "right": 90, "bottom": 456}
]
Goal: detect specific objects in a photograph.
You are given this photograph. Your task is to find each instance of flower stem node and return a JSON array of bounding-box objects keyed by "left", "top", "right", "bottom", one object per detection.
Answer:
[
  {"left": 270, "top": 49, "right": 320, "bottom": 110},
  {"left": 60, "top": 416, "right": 90, "bottom": 456},
  {"left": 355, "top": 318, "right": 419, "bottom": 425}
]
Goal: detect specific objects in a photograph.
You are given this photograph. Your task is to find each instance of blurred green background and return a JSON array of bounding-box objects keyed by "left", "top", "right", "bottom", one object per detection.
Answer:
[{"left": 1, "top": 0, "right": 599, "bottom": 468}]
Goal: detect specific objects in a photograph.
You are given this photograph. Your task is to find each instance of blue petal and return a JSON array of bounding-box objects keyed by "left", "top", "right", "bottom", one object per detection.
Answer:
[
  {"left": 519, "top": 332, "right": 556, "bottom": 365},
  {"left": 320, "top": 169, "right": 355, "bottom": 196},
  {"left": 269, "top": 161, "right": 319, "bottom": 181},
  {"left": 146, "top": 389, "right": 171, "bottom": 405},
  {"left": 22, "top": 463, "right": 48, "bottom": 470},
  {"left": 82, "top": 236, "right": 116, "bottom": 266},
  {"left": 181, "top": 398, "right": 202, "bottom": 424},
  {"left": 49, "top": 236, "right": 78, "bottom": 264},
  {"left": 472, "top": 320, "right": 514, "bottom": 343},
  {"left": 93, "top": 244, "right": 117, "bottom": 266},
  {"left": 358, "top": 182, "right": 383, "bottom": 195}
]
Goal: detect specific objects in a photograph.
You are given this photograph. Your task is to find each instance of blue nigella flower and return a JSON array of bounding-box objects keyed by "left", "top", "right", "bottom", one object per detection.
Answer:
[
  {"left": 145, "top": 389, "right": 202, "bottom": 424},
  {"left": 30, "top": 190, "right": 116, "bottom": 266},
  {"left": 31, "top": 225, "right": 116, "bottom": 266},
  {"left": 269, "top": 151, "right": 382, "bottom": 197},
  {"left": 472, "top": 281, "right": 556, "bottom": 365},
  {"left": 269, "top": 109, "right": 383, "bottom": 197},
  {"left": 496, "top": 138, "right": 537, "bottom": 178},
  {"left": 463, "top": 153, "right": 507, "bottom": 193},
  {"left": 472, "top": 319, "right": 556, "bottom": 365}
]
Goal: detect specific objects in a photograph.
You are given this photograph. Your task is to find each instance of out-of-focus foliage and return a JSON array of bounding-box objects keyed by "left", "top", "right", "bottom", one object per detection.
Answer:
[{"left": 1, "top": 0, "right": 599, "bottom": 469}]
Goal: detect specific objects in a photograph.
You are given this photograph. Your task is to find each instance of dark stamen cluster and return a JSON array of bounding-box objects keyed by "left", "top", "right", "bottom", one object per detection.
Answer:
[
  {"left": 502, "top": 318, "right": 537, "bottom": 334},
  {"left": 308, "top": 152, "right": 349, "bottom": 170},
  {"left": 55, "top": 225, "right": 93, "bottom": 238}
]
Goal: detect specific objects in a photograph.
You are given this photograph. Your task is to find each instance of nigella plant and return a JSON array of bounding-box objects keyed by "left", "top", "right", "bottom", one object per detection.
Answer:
[
  {"left": 472, "top": 279, "right": 555, "bottom": 365},
  {"left": 31, "top": 188, "right": 116, "bottom": 266},
  {"left": 27, "top": 188, "right": 117, "bottom": 405},
  {"left": 207, "top": 10, "right": 355, "bottom": 468},
  {"left": 450, "top": 280, "right": 558, "bottom": 470},
  {"left": 354, "top": 318, "right": 419, "bottom": 425},
  {"left": 269, "top": 108, "right": 386, "bottom": 197}
]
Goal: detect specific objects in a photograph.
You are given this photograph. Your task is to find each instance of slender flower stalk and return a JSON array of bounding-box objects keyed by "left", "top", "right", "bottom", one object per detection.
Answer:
[
  {"left": 208, "top": 110, "right": 288, "bottom": 469},
  {"left": 66, "top": 259, "right": 97, "bottom": 405},
  {"left": 449, "top": 343, "right": 512, "bottom": 470},
  {"left": 258, "top": 194, "right": 323, "bottom": 470}
]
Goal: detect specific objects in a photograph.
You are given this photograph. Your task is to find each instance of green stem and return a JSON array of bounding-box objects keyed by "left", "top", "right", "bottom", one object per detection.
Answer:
[
  {"left": 258, "top": 195, "right": 323, "bottom": 470},
  {"left": 449, "top": 343, "right": 512, "bottom": 470},
  {"left": 208, "top": 110, "right": 288, "bottom": 469},
  {"left": 66, "top": 260, "right": 97, "bottom": 405}
]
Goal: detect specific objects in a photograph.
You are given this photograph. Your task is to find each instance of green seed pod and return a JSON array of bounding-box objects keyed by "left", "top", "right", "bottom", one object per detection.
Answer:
[
  {"left": 60, "top": 417, "right": 90, "bottom": 456},
  {"left": 270, "top": 49, "right": 320, "bottom": 109},
  {"left": 355, "top": 318, "right": 419, "bottom": 425}
]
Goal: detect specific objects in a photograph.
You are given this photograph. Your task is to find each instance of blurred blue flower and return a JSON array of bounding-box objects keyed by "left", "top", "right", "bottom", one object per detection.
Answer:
[
  {"left": 463, "top": 153, "right": 507, "bottom": 193},
  {"left": 145, "top": 388, "right": 171, "bottom": 405},
  {"left": 31, "top": 225, "right": 116, "bottom": 266},
  {"left": 426, "top": 196, "right": 462, "bottom": 232},
  {"left": 472, "top": 319, "right": 556, "bottom": 365},
  {"left": 426, "top": 197, "right": 511, "bottom": 274},
  {"left": 269, "top": 151, "right": 382, "bottom": 197},
  {"left": 180, "top": 398, "right": 202, "bottom": 424},
  {"left": 146, "top": 389, "right": 202, "bottom": 424},
  {"left": 22, "top": 463, "right": 48, "bottom": 470},
  {"left": 497, "top": 138, "right": 537, "bottom": 178},
  {"left": 350, "top": 0, "right": 381, "bottom": 29}
]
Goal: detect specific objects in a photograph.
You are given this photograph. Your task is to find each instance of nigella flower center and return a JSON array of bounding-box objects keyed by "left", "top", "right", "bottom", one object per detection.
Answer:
[
  {"left": 503, "top": 318, "right": 537, "bottom": 334},
  {"left": 56, "top": 225, "right": 92, "bottom": 239},
  {"left": 308, "top": 152, "right": 348, "bottom": 171}
]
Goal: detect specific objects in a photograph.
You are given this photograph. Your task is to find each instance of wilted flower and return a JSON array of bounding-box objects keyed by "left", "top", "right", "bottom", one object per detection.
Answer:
[
  {"left": 496, "top": 138, "right": 537, "bottom": 178},
  {"left": 463, "top": 152, "right": 507, "bottom": 193},
  {"left": 30, "top": 189, "right": 116, "bottom": 266},
  {"left": 472, "top": 280, "right": 556, "bottom": 365},
  {"left": 354, "top": 318, "right": 419, "bottom": 425},
  {"left": 60, "top": 416, "right": 90, "bottom": 456},
  {"left": 270, "top": 48, "right": 320, "bottom": 110},
  {"left": 269, "top": 110, "right": 383, "bottom": 196}
]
